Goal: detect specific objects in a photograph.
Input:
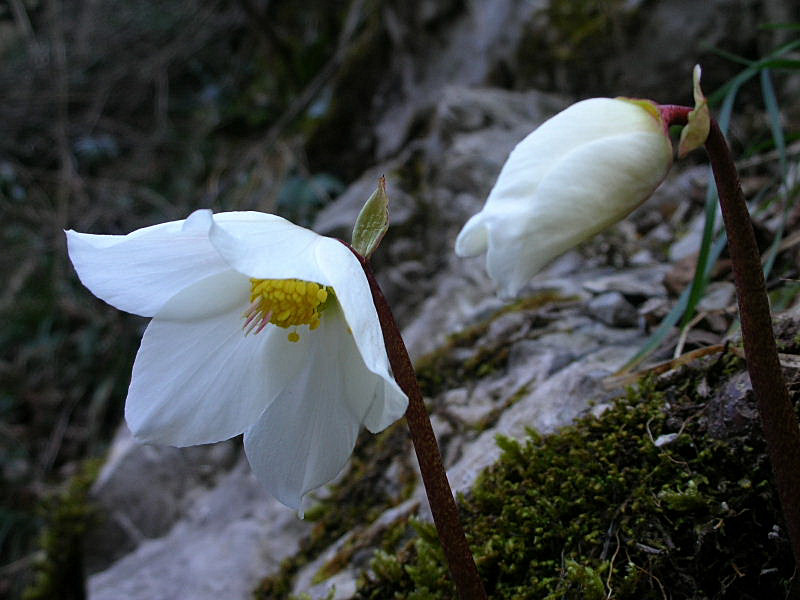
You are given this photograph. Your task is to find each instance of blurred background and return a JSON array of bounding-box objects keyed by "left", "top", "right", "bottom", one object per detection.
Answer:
[{"left": 1, "top": 0, "right": 799, "bottom": 598}]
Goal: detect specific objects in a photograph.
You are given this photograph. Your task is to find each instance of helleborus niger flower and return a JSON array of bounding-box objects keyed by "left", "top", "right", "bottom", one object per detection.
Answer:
[
  {"left": 455, "top": 97, "right": 673, "bottom": 297},
  {"left": 66, "top": 209, "right": 408, "bottom": 510}
]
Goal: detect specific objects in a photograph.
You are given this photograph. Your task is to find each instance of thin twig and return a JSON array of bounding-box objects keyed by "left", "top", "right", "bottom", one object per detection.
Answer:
[{"left": 602, "top": 344, "right": 727, "bottom": 389}]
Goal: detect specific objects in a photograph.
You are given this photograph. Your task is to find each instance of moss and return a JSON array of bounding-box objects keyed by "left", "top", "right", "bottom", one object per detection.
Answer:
[
  {"left": 545, "top": 560, "right": 605, "bottom": 600},
  {"left": 22, "top": 460, "right": 101, "bottom": 600},
  {"left": 313, "top": 513, "right": 413, "bottom": 585},
  {"left": 355, "top": 354, "right": 795, "bottom": 599},
  {"left": 255, "top": 301, "right": 794, "bottom": 599},
  {"left": 254, "top": 290, "right": 577, "bottom": 597},
  {"left": 357, "top": 519, "right": 455, "bottom": 600}
]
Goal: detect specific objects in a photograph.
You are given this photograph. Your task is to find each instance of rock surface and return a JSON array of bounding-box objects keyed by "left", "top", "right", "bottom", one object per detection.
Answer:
[
  {"left": 88, "top": 457, "right": 310, "bottom": 600},
  {"left": 85, "top": 426, "right": 238, "bottom": 573},
  {"left": 83, "top": 2, "right": 787, "bottom": 599}
]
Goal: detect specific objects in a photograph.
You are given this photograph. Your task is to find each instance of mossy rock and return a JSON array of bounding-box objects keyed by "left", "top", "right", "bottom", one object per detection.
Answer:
[
  {"left": 414, "top": 290, "right": 578, "bottom": 398},
  {"left": 254, "top": 290, "right": 576, "bottom": 597},
  {"left": 23, "top": 460, "right": 101, "bottom": 600},
  {"left": 356, "top": 353, "right": 795, "bottom": 599}
]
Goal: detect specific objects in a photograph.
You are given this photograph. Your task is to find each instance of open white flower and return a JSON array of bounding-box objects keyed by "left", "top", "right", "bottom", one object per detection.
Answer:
[
  {"left": 455, "top": 97, "right": 673, "bottom": 297},
  {"left": 66, "top": 209, "right": 408, "bottom": 510}
]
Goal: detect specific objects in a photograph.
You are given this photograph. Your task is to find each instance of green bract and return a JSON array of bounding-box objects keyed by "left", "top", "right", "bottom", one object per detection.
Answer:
[
  {"left": 352, "top": 176, "right": 390, "bottom": 259},
  {"left": 678, "top": 65, "right": 711, "bottom": 158}
]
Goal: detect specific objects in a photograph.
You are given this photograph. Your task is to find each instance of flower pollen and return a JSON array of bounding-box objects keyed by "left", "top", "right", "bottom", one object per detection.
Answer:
[{"left": 243, "top": 278, "right": 333, "bottom": 341}]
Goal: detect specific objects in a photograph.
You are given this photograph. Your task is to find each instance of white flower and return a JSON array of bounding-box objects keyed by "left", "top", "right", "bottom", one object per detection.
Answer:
[
  {"left": 66, "top": 209, "right": 408, "bottom": 510},
  {"left": 455, "top": 97, "right": 673, "bottom": 297}
]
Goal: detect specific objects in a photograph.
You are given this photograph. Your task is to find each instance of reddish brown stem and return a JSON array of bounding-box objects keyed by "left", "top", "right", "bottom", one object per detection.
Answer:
[
  {"left": 343, "top": 243, "right": 487, "bottom": 599},
  {"left": 662, "top": 104, "right": 800, "bottom": 572}
]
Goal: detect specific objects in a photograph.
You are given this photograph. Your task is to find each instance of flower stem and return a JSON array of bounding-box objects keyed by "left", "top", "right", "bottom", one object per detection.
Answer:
[
  {"left": 662, "top": 104, "right": 800, "bottom": 572},
  {"left": 344, "top": 243, "right": 487, "bottom": 600}
]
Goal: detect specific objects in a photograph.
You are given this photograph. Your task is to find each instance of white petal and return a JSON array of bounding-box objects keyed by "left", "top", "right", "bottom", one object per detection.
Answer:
[
  {"left": 242, "top": 306, "right": 392, "bottom": 509},
  {"left": 486, "top": 129, "right": 671, "bottom": 297},
  {"left": 154, "top": 269, "right": 249, "bottom": 321},
  {"left": 454, "top": 212, "right": 489, "bottom": 257},
  {"left": 210, "top": 211, "right": 407, "bottom": 431},
  {"left": 480, "top": 98, "right": 664, "bottom": 215},
  {"left": 209, "top": 211, "right": 332, "bottom": 283},
  {"left": 125, "top": 273, "right": 310, "bottom": 445},
  {"left": 66, "top": 210, "right": 230, "bottom": 317},
  {"left": 313, "top": 238, "right": 408, "bottom": 432}
]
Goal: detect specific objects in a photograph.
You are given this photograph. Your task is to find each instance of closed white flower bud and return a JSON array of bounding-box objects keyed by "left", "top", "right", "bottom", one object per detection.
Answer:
[{"left": 455, "top": 97, "right": 673, "bottom": 297}]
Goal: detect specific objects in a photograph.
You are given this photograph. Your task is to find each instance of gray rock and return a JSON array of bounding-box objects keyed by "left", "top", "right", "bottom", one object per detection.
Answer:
[
  {"left": 291, "top": 499, "right": 419, "bottom": 600},
  {"left": 88, "top": 458, "right": 310, "bottom": 600},
  {"left": 441, "top": 386, "right": 495, "bottom": 429},
  {"left": 85, "top": 425, "right": 238, "bottom": 573},
  {"left": 608, "top": 0, "right": 763, "bottom": 98},
  {"left": 514, "top": 0, "right": 767, "bottom": 100},
  {"left": 668, "top": 213, "right": 709, "bottom": 263},
  {"left": 588, "top": 291, "right": 639, "bottom": 328},
  {"left": 444, "top": 343, "right": 636, "bottom": 496},
  {"left": 426, "top": 87, "right": 568, "bottom": 193},
  {"left": 583, "top": 265, "right": 670, "bottom": 299},
  {"left": 314, "top": 86, "right": 570, "bottom": 357},
  {"left": 313, "top": 162, "right": 414, "bottom": 242},
  {"left": 508, "top": 341, "right": 574, "bottom": 377},
  {"left": 706, "top": 371, "right": 757, "bottom": 439},
  {"left": 374, "top": 1, "right": 547, "bottom": 159},
  {"left": 638, "top": 296, "right": 672, "bottom": 327},
  {"left": 697, "top": 281, "right": 736, "bottom": 312},
  {"left": 401, "top": 254, "right": 503, "bottom": 359}
]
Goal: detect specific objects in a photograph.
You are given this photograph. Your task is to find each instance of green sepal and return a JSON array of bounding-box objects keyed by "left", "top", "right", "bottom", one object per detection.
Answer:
[
  {"left": 616, "top": 97, "right": 662, "bottom": 122},
  {"left": 351, "top": 176, "right": 390, "bottom": 258},
  {"left": 678, "top": 65, "right": 710, "bottom": 158}
]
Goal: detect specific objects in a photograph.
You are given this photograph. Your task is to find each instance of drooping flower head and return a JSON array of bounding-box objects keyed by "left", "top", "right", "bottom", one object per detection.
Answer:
[
  {"left": 455, "top": 97, "right": 673, "bottom": 297},
  {"left": 66, "top": 210, "right": 408, "bottom": 510}
]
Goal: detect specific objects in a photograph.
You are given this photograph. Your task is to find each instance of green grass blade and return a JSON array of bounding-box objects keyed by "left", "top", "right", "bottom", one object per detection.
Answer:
[
  {"left": 625, "top": 29, "right": 798, "bottom": 372},
  {"left": 620, "top": 233, "right": 729, "bottom": 373},
  {"left": 678, "top": 76, "right": 740, "bottom": 329},
  {"left": 760, "top": 58, "right": 800, "bottom": 69},
  {"left": 759, "top": 68, "right": 789, "bottom": 280},
  {"left": 679, "top": 175, "right": 718, "bottom": 329},
  {"left": 759, "top": 22, "right": 800, "bottom": 31},
  {"left": 707, "top": 38, "right": 800, "bottom": 105},
  {"left": 760, "top": 68, "right": 787, "bottom": 174},
  {"left": 706, "top": 46, "right": 754, "bottom": 67}
]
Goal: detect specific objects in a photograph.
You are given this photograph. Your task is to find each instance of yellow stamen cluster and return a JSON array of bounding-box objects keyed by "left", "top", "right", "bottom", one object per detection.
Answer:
[{"left": 243, "top": 278, "right": 333, "bottom": 342}]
